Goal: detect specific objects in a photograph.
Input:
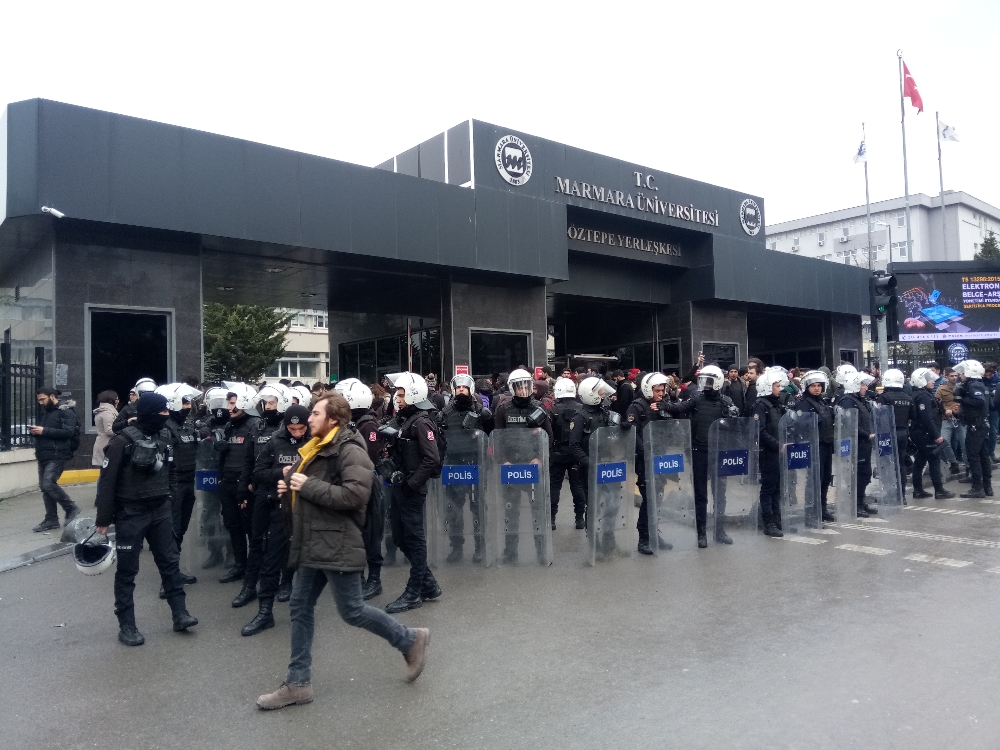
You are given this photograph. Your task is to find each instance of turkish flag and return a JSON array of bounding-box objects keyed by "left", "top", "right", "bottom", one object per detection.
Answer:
[{"left": 903, "top": 61, "right": 924, "bottom": 113}]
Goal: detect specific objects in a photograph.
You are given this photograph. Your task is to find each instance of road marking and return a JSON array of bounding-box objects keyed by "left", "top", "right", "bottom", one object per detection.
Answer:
[
  {"left": 904, "top": 553, "right": 973, "bottom": 568},
  {"left": 808, "top": 528, "right": 841, "bottom": 535},
  {"left": 836, "top": 523, "right": 1000, "bottom": 549},
  {"left": 859, "top": 518, "right": 888, "bottom": 523},
  {"left": 980, "top": 499, "right": 1000, "bottom": 506},
  {"left": 778, "top": 536, "right": 827, "bottom": 545},
  {"left": 906, "top": 506, "right": 1000, "bottom": 520},
  {"left": 836, "top": 543, "right": 894, "bottom": 555},
  {"left": 986, "top": 566, "right": 1000, "bottom": 574}
]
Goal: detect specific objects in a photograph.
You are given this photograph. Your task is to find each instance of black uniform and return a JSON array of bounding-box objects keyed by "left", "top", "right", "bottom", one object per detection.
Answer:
[
  {"left": 910, "top": 387, "right": 946, "bottom": 495},
  {"left": 569, "top": 402, "right": 623, "bottom": 556},
  {"left": 878, "top": 387, "right": 914, "bottom": 495},
  {"left": 838, "top": 392, "right": 874, "bottom": 511},
  {"left": 625, "top": 395, "right": 670, "bottom": 545},
  {"left": 238, "top": 411, "right": 284, "bottom": 593},
  {"left": 550, "top": 397, "right": 586, "bottom": 527},
  {"left": 752, "top": 393, "right": 785, "bottom": 530},
  {"left": 164, "top": 409, "right": 198, "bottom": 554},
  {"left": 439, "top": 395, "right": 493, "bottom": 559},
  {"left": 111, "top": 400, "right": 139, "bottom": 435},
  {"left": 351, "top": 408, "right": 387, "bottom": 578},
  {"left": 217, "top": 412, "right": 261, "bottom": 575},
  {"left": 95, "top": 423, "right": 188, "bottom": 631},
  {"left": 798, "top": 391, "right": 836, "bottom": 517},
  {"left": 960, "top": 377, "right": 992, "bottom": 493},
  {"left": 493, "top": 395, "right": 554, "bottom": 562}
]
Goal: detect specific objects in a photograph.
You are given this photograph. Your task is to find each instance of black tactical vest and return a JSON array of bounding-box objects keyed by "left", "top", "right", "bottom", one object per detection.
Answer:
[
  {"left": 759, "top": 397, "right": 783, "bottom": 443},
  {"left": 267, "top": 433, "right": 305, "bottom": 498},
  {"left": 802, "top": 394, "right": 834, "bottom": 445},
  {"left": 222, "top": 416, "right": 259, "bottom": 477},
  {"left": 879, "top": 389, "right": 913, "bottom": 437},
  {"left": 961, "top": 380, "right": 989, "bottom": 423},
  {"left": 116, "top": 427, "right": 172, "bottom": 502},
  {"left": 912, "top": 389, "right": 943, "bottom": 432},
  {"left": 252, "top": 421, "right": 281, "bottom": 461},
  {"left": 502, "top": 399, "right": 542, "bottom": 428},
  {"left": 442, "top": 401, "right": 478, "bottom": 432},
  {"left": 576, "top": 404, "right": 610, "bottom": 456},
  {"left": 167, "top": 418, "right": 198, "bottom": 475},
  {"left": 692, "top": 392, "right": 728, "bottom": 448},
  {"left": 839, "top": 394, "right": 873, "bottom": 442},
  {"left": 551, "top": 400, "right": 579, "bottom": 450}
]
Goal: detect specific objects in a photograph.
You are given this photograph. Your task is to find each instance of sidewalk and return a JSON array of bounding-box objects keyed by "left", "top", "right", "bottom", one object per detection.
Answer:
[{"left": 0, "top": 484, "right": 97, "bottom": 567}]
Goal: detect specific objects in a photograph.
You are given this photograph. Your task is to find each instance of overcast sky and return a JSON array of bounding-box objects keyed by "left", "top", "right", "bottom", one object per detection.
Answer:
[{"left": 2, "top": 1, "right": 996, "bottom": 226}]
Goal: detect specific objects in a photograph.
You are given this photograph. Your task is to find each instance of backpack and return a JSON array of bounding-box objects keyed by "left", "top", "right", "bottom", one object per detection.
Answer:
[
  {"left": 359, "top": 472, "right": 386, "bottom": 550},
  {"left": 66, "top": 407, "right": 82, "bottom": 454}
]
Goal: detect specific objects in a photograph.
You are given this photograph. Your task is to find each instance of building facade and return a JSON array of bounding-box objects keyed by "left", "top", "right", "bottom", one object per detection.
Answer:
[{"left": 266, "top": 309, "right": 330, "bottom": 382}]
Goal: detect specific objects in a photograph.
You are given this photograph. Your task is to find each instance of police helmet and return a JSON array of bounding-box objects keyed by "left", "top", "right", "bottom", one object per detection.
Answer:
[
  {"left": 910, "top": 368, "right": 936, "bottom": 389},
  {"left": 387, "top": 372, "right": 431, "bottom": 408},
  {"left": 155, "top": 383, "right": 202, "bottom": 412},
  {"left": 641, "top": 373, "right": 669, "bottom": 399},
  {"left": 800, "top": 370, "right": 829, "bottom": 390},
  {"left": 553, "top": 377, "right": 577, "bottom": 399},
  {"left": 74, "top": 530, "right": 116, "bottom": 576},
  {"left": 843, "top": 371, "right": 875, "bottom": 394},
  {"left": 257, "top": 383, "right": 293, "bottom": 413},
  {"left": 578, "top": 376, "right": 615, "bottom": 406},
  {"left": 507, "top": 369, "right": 533, "bottom": 399},
  {"left": 291, "top": 385, "right": 313, "bottom": 405},
  {"left": 336, "top": 380, "right": 373, "bottom": 410},
  {"left": 882, "top": 369, "right": 906, "bottom": 389},
  {"left": 451, "top": 374, "right": 476, "bottom": 393},
  {"left": 835, "top": 363, "right": 858, "bottom": 386},
  {"left": 204, "top": 386, "right": 230, "bottom": 413},
  {"left": 222, "top": 381, "right": 260, "bottom": 415},
  {"left": 697, "top": 365, "right": 726, "bottom": 392},
  {"left": 961, "top": 359, "right": 985, "bottom": 379},
  {"left": 131, "top": 377, "right": 157, "bottom": 396}
]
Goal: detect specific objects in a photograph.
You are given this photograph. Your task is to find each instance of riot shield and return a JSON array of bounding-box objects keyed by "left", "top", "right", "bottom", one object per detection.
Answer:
[
  {"left": 872, "top": 403, "right": 904, "bottom": 517},
  {"left": 426, "top": 429, "right": 490, "bottom": 568},
  {"left": 586, "top": 425, "right": 636, "bottom": 564},
  {"left": 181, "top": 435, "right": 230, "bottom": 572},
  {"left": 709, "top": 418, "right": 759, "bottom": 538},
  {"left": 833, "top": 407, "right": 858, "bottom": 522},
  {"left": 643, "top": 419, "right": 695, "bottom": 554},
  {"left": 778, "top": 410, "right": 822, "bottom": 534},
  {"left": 488, "top": 428, "right": 552, "bottom": 566}
]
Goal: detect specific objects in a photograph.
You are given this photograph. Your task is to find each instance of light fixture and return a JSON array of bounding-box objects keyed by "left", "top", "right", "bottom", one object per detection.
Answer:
[{"left": 41, "top": 206, "right": 65, "bottom": 219}]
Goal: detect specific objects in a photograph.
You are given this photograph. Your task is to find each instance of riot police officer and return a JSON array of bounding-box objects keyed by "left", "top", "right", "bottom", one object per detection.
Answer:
[
  {"left": 493, "top": 369, "right": 554, "bottom": 563},
  {"left": 550, "top": 377, "right": 586, "bottom": 531},
  {"left": 197, "top": 386, "right": 231, "bottom": 569},
  {"left": 112, "top": 377, "right": 157, "bottom": 434},
  {"left": 798, "top": 370, "right": 837, "bottom": 523},
  {"left": 216, "top": 382, "right": 262, "bottom": 584},
  {"left": 233, "top": 384, "right": 293, "bottom": 609},
  {"left": 837, "top": 371, "right": 878, "bottom": 517},
  {"left": 957, "top": 360, "right": 993, "bottom": 498},
  {"left": 94, "top": 392, "right": 198, "bottom": 646},
  {"left": 241, "top": 403, "right": 310, "bottom": 636},
  {"left": 439, "top": 373, "right": 493, "bottom": 563},
  {"left": 908, "top": 368, "right": 954, "bottom": 500},
  {"left": 626, "top": 373, "right": 674, "bottom": 555},
  {"left": 337, "top": 379, "right": 388, "bottom": 598},
  {"left": 752, "top": 368, "right": 786, "bottom": 536},
  {"left": 380, "top": 373, "right": 443, "bottom": 614},
  {"left": 877, "top": 368, "right": 914, "bottom": 498}
]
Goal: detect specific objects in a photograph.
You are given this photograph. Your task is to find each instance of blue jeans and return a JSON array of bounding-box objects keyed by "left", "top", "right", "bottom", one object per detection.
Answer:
[
  {"left": 940, "top": 419, "right": 963, "bottom": 464},
  {"left": 286, "top": 567, "right": 416, "bottom": 686}
]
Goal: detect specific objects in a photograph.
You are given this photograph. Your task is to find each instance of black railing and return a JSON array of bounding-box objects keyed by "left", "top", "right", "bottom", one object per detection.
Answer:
[{"left": 0, "top": 330, "right": 45, "bottom": 452}]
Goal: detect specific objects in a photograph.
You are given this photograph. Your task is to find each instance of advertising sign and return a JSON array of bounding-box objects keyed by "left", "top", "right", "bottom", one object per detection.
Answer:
[{"left": 896, "top": 269, "right": 1000, "bottom": 341}]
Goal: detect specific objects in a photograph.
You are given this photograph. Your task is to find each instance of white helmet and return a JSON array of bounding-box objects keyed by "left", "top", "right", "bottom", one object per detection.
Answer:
[
  {"left": 74, "top": 530, "right": 116, "bottom": 576},
  {"left": 131, "top": 377, "right": 156, "bottom": 396},
  {"left": 507, "top": 368, "right": 533, "bottom": 399},
  {"left": 337, "top": 380, "right": 373, "bottom": 410},
  {"left": 223, "top": 381, "right": 259, "bottom": 415},
  {"left": 154, "top": 383, "right": 202, "bottom": 412},
  {"left": 257, "top": 383, "right": 293, "bottom": 413},
  {"left": 882, "top": 368, "right": 905, "bottom": 389},
  {"left": 843, "top": 371, "right": 875, "bottom": 394},
  {"left": 835, "top": 363, "right": 858, "bottom": 386},
  {"left": 755, "top": 369, "right": 781, "bottom": 396},
  {"left": 388, "top": 372, "right": 431, "bottom": 407},
  {"left": 910, "top": 368, "right": 936, "bottom": 389},
  {"left": 204, "top": 386, "right": 230, "bottom": 412},
  {"left": 451, "top": 374, "right": 476, "bottom": 392},
  {"left": 553, "top": 377, "right": 577, "bottom": 400},
  {"left": 642, "top": 373, "right": 669, "bottom": 399},
  {"left": 697, "top": 365, "right": 726, "bottom": 391},
  {"left": 578, "top": 376, "right": 615, "bottom": 406},
  {"left": 800, "top": 370, "right": 829, "bottom": 390},
  {"left": 960, "top": 359, "right": 985, "bottom": 379},
  {"left": 292, "top": 385, "right": 313, "bottom": 405}
]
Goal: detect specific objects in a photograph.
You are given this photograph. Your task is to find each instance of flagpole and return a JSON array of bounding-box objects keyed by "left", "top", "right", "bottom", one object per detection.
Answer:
[
  {"left": 863, "top": 122, "right": 873, "bottom": 271},
  {"left": 898, "top": 50, "right": 913, "bottom": 260},
  {"left": 936, "top": 110, "right": 947, "bottom": 257}
]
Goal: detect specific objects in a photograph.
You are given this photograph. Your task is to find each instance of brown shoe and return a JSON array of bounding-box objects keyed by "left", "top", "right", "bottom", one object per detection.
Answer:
[
  {"left": 256, "top": 682, "right": 314, "bottom": 710},
  {"left": 404, "top": 628, "right": 431, "bottom": 682}
]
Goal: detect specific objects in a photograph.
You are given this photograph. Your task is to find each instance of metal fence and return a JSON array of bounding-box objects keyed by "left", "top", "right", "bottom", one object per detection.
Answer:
[{"left": 1, "top": 331, "right": 45, "bottom": 452}]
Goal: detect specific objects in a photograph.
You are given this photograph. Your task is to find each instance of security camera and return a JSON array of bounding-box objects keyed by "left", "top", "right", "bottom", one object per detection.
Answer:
[{"left": 41, "top": 206, "right": 65, "bottom": 219}]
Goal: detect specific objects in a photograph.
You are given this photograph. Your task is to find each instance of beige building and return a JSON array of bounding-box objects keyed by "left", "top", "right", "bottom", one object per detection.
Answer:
[{"left": 266, "top": 309, "right": 330, "bottom": 382}]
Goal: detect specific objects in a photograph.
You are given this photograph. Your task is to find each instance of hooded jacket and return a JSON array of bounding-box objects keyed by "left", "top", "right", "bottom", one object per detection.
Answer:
[
  {"left": 35, "top": 398, "right": 78, "bottom": 462},
  {"left": 92, "top": 402, "right": 118, "bottom": 466}
]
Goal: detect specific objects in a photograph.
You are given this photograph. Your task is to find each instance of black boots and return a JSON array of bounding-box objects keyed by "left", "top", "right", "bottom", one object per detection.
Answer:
[
  {"left": 575, "top": 513, "right": 586, "bottom": 530},
  {"left": 276, "top": 573, "right": 293, "bottom": 603},
  {"left": 118, "top": 624, "right": 145, "bottom": 647},
  {"left": 911, "top": 489, "right": 933, "bottom": 499},
  {"left": 763, "top": 525, "right": 783, "bottom": 537},
  {"left": 935, "top": 489, "right": 956, "bottom": 499},
  {"left": 172, "top": 610, "right": 198, "bottom": 632},
  {"left": 714, "top": 527, "right": 733, "bottom": 545},
  {"left": 242, "top": 598, "right": 275, "bottom": 637},
  {"left": 385, "top": 587, "right": 423, "bottom": 614},
  {"left": 697, "top": 529, "right": 708, "bottom": 548},
  {"left": 471, "top": 537, "right": 485, "bottom": 564},
  {"left": 232, "top": 582, "right": 258, "bottom": 608},
  {"left": 219, "top": 567, "right": 245, "bottom": 584},
  {"left": 201, "top": 548, "right": 225, "bottom": 569},
  {"left": 421, "top": 578, "right": 443, "bottom": 601},
  {"left": 446, "top": 546, "right": 463, "bottom": 563},
  {"left": 362, "top": 573, "right": 382, "bottom": 601},
  {"left": 637, "top": 538, "right": 653, "bottom": 555},
  {"left": 961, "top": 488, "right": 986, "bottom": 498}
]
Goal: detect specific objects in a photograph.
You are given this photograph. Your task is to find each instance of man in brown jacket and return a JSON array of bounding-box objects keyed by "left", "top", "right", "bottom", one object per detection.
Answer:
[{"left": 257, "top": 394, "right": 430, "bottom": 710}]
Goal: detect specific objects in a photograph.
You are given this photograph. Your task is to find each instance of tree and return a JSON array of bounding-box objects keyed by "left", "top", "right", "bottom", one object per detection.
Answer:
[
  {"left": 203, "top": 303, "right": 294, "bottom": 383},
  {"left": 975, "top": 230, "right": 1000, "bottom": 261}
]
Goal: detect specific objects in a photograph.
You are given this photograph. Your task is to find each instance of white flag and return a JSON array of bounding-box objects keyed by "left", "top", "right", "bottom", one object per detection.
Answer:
[
  {"left": 939, "top": 120, "right": 959, "bottom": 141},
  {"left": 853, "top": 139, "right": 867, "bottom": 164}
]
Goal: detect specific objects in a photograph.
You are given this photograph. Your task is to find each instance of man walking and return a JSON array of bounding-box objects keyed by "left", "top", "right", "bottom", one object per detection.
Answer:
[{"left": 30, "top": 387, "right": 81, "bottom": 532}]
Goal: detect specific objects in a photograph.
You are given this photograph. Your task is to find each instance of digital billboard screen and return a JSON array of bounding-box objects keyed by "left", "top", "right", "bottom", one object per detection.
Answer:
[{"left": 896, "top": 270, "right": 1000, "bottom": 341}]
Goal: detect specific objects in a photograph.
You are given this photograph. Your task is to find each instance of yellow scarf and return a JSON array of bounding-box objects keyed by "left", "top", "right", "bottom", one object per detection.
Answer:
[{"left": 290, "top": 426, "right": 339, "bottom": 510}]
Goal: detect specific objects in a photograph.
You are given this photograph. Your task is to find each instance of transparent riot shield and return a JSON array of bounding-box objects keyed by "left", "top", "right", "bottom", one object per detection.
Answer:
[
  {"left": 872, "top": 403, "right": 904, "bottom": 517},
  {"left": 778, "top": 410, "right": 821, "bottom": 534},
  {"left": 643, "top": 419, "right": 695, "bottom": 554},
  {"left": 709, "top": 418, "right": 759, "bottom": 538},
  {"left": 182, "top": 435, "right": 230, "bottom": 572},
  {"left": 833, "top": 407, "right": 858, "bottom": 522},
  {"left": 489, "top": 428, "right": 552, "bottom": 566},
  {"left": 586, "top": 425, "right": 636, "bottom": 565},
  {"left": 426, "top": 429, "right": 490, "bottom": 568}
]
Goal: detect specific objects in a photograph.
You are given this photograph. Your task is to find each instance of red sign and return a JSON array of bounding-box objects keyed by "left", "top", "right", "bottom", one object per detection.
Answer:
[
  {"left": 455, "top": 365, "right": 469, "bottom": 376},
  {"left": 534, "top": 366, "right": 545, "bottom": 380}
]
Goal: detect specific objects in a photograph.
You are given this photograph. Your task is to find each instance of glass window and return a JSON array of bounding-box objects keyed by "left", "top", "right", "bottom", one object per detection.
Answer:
[
  {"left": 470, "top": 331, "right": 529, "bottom": 379},
  {"left": 701, "top": 342, "right": 737, "bottom": 367},
  {"left": 359, "top": 340, "right": 377, "bottom": 384},
  {"left": 376, "top": 336, "right": 400, "bottom": 380},
  {"left": 340, "top": 343, "right": 359, "bottom": 380},
  {"left": 316, "top": 314, "right": 327, "bottom": 329},
  {"left": 661, "top": 340, "right": 681, "bottom": 371}
]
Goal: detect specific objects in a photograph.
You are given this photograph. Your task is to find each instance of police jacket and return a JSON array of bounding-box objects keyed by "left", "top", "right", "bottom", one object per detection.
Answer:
[
  {"left": 241, "top": 414, "right": 283, "bottom": 492},
  {"left": 752, "top": 395, "right": 784, "bottom": 455},
  {"left": 387, "top": 406, "right": 441, "bottom": 494},
  {"left": 111, "top": 400, "right": 138, "bottom": 435},
  {"left": 219, "top": 413, "right": 260, "bottom": 481},
  {"left": 877, "top": 388, "right": 913, "bottom": 443},
  {"left": 441, "top": 395, "right": 494, "bottom": 435},
  {"left": 494, "top": 397, "right": 554, "bottom": 443},
  {"left": 798, "top": 392, "right": 835, "bottom": 446},
  {"left": 95, "top": 424, "right": 173, "bottom": 527},
  {"left": 837, "top": 393, "right": 873, "bottom": 447},
  {"left": 959, "top": 378, "right": 990, "bottom": 425},
  {"left": 550, "top": 398, "right": 581, "bottom": 455},
  {"left": 352, "top": 409, "right": 385, "bottom": 465},
  {"left": 665, "top": 390, "right": 735, "bottom": 450},
  {"left": 626, "top": 396, "right": 670, "bottom": 459},
  {"left": 34, "top": 400, "right": 78, "bottom": 462},
  {"left": 910, "top": 388, "right": 943, "bottom": 442},
  {"left": 165, "top": 411, "right": 198, "bottom": 479},
  {"left": 568, "top": 404, "right": 614, "bottom": 467},
  {"left": 252, "top": 424, "right": 310, "bottom": 502}
]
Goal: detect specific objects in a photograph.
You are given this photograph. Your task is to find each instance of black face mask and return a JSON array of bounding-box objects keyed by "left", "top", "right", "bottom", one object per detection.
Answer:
[
  {"left": 138, "top": 414, "right": 170, "bottom": 433},
  {"left": 454, "top": 393, "right": 473, "bottom": 408},
  {"left": 212, "top": 409, "right": 230, "bottom": 424},
  {"left": 263, "top": 408, "right": 282, "bottom": 424},
  {"left": 180, "top": 407, "right": 191, "bottom": 419},
  {"left": 512, "top": 395, "right": 532, "bottom": 407}
]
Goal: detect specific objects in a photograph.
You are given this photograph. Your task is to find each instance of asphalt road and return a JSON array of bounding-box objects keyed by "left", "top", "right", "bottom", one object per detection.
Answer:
[{"left": 3, "top": 489, "right": 1000, "bottom": 749}]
